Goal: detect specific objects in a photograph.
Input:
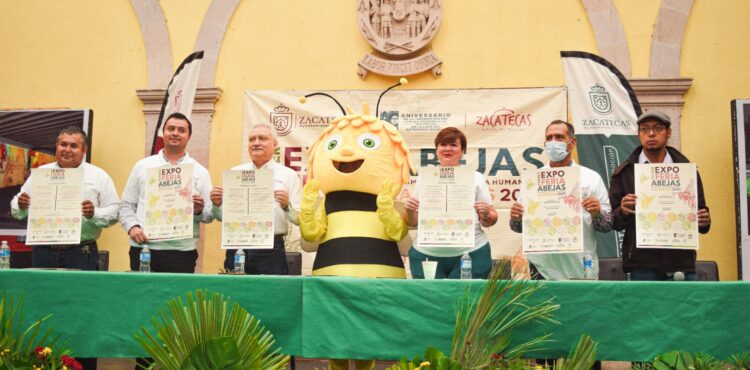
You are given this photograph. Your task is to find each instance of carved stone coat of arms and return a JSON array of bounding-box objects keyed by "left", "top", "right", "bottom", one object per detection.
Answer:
[{"left": 356, "top": 0, "right": 443, "bottom": 79}]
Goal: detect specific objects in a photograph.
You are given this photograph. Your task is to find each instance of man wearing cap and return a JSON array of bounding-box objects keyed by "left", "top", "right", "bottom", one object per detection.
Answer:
[{"left": 609, "top": 110, "right": 711, "bottom": 281}]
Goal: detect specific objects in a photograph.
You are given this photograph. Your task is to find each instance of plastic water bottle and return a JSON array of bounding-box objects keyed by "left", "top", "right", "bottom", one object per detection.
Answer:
[
  {"left": 139, "top": 245, "right": 151, "bottom": 273},
  {"left": 583, "top": 253, "right": 594, "bottom": 280},
  {"left": 0, "top": 241, "right": 10, "bottom": 270},
  {"left": 460, "top": 252, "right": 472, "bottom": 280},
  {"left": 233, "top": 249, "right": 245, "bottom": 273}
]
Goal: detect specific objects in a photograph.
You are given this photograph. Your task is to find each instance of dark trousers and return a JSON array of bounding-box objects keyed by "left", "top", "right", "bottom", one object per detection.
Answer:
[
  {"left": 223, "top": 235, "right": 288, "bottom": 275},
  {"left": 128, "top": 247, "right": 198, "bottom": 273},
  {"left": 33, "top": 242, "right": 99, "bottom": 369},
  {"left": 32, "top": 242, "right": 99, "bottom": 270}
]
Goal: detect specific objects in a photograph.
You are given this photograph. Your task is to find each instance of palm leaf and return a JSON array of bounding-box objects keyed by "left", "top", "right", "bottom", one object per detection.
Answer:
[
  {"left": 449, "top": 260, "right": 559, "bottom": 369},
  {"left": 728, "top": 352, "right": 750, "bottom": 370},
  {"left": 134, "top": 289, "right": 289, "bottom": 370},
  {"left": 552, "top": 334, "right": 597, "bottom": 370},
  {"left": 0, "top": 291, "right": 66, "bottom": 367}
]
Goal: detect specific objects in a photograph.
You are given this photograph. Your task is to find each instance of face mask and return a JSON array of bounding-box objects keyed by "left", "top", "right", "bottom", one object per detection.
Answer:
[{"left": 545, "top": 141, "right": 569, "bottom": 162}]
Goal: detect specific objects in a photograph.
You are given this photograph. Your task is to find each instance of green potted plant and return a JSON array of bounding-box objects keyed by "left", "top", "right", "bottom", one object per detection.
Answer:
[
  {"left": 134, "top": 289, "right": 289, "bottom": 370},
  {"left": 0, "top": 292, "right": 84, "bottom": 370}
]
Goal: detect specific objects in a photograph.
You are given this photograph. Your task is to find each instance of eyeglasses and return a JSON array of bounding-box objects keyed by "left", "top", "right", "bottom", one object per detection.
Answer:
[{"left": 638, "top": 125, "right": 667, "bottom": 134}]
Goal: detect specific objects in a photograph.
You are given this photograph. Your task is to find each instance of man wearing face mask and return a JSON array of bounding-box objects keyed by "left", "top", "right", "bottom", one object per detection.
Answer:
[{"left": 509, "top": 120, "right": 613, "bottom": 281}]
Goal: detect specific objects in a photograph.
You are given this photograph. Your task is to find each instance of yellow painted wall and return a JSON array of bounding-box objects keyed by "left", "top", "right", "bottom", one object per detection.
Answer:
[
  {"left": 1, "top": 0, "right": 747, "bottom": 279},
  {"left": 680, "top": 0, "right": 750, "bottom": 281},
  {"left": 0, "top": 0, "right": 147, "bottom": 270}
]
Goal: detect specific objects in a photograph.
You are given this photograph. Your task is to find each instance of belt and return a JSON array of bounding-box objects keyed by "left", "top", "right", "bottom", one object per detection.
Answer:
[{"left": 45, "top": 240, "right": 97, "bottom": 251}]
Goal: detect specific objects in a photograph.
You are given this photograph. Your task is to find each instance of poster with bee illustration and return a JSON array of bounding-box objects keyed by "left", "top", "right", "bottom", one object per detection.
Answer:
[
  {"left": 521, "top": 166, "right": 583, "bottom": 254},
  {"left": 26, "top": 168, "right": 84, "bottom": 245},
  {"left": 144, "top": 163, "right": 194, "bottom": 241},
  {"left": 221, "top": 169, "right": 274, "bottom": 249},
  {"left": 416, "top": 166, "right": 475, "bottom": 250},
  {"left": 635, "top": 163, "right": 699, "bottom": 250}
]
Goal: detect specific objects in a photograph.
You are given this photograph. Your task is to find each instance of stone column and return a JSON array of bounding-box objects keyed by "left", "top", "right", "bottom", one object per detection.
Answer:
[{"left": 629, "top": 78, "right": 692, "bottom": 149}]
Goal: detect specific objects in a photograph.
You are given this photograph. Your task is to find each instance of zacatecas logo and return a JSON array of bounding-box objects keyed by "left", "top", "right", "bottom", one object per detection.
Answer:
[
  {"left": 269, "top": 104, "right": 293, "bottom": 136},
  {"left": 474, "top": 109, "right": 532, "bottom": 129},
  {"left": 589, "top": 84, "right": 612, "bottom": 115},
  {"left": 356, "top": 0, "right": 443, "bottom": 79}
]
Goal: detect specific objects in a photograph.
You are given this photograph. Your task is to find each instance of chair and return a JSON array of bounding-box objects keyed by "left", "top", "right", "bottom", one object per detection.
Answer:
[
  {"left": 598, "top": 257, "right": 626, "bottom": 281},
  {"left": 98, "top": 250, "right": 109, "bottom": 271},
  {"left": 286, "top": 252, "right": 302, "bottom": 276},
  {"left": 696, "top": 260, "right": 719, "bottom": 281}
]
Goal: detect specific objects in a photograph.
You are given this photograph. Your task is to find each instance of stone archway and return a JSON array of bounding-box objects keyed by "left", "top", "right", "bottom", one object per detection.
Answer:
[{"left": 581, "top": 0, "right": 695, "bottom": 148}]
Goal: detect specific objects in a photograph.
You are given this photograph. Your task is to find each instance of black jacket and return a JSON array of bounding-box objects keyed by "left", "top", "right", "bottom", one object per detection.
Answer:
[{"left": 609, "top": 146, "right": 710, "bottom": 272}]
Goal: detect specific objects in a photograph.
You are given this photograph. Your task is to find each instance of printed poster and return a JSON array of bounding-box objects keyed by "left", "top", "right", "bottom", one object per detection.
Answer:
[
  {"left": 521, "top": 166, "right": 583, "bottom": 254},
  {"left": 221, "top": 169, "right": 275, "bottom": 249},
  {"left": 635, "top": 163, "right": 699, "bottom": 250},
  {"left": 416, "top": 166, "right": 475, "bottom": 249},
  {"left": 144, "top": 164, "right": 194, "bottom": 241},
  {"left": 26, "top": 168, "right": 84, "bottom": 245}
]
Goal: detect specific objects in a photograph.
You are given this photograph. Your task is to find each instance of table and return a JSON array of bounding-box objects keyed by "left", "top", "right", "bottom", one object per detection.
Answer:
[{"left": 0, "top": 270, "right": 748, "bottom": 361}]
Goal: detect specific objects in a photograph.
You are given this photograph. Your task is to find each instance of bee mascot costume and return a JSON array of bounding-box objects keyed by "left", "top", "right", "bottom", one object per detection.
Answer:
[
  {"left": 300, "top": 83, "right": 413, "bottom": 278},
  {"left": 299, "top": 80, "right": 413, "bottom": 369}
]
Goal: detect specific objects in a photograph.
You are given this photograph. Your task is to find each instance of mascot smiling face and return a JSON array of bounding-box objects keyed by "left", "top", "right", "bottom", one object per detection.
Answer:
[{"left": 307, "top": 113, "right": 412, "bottom": 195}]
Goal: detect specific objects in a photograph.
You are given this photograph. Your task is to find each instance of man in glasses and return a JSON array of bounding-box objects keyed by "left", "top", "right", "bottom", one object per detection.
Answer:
[{"left": 609, "top": 111, "right": 711, "bottom": 281}]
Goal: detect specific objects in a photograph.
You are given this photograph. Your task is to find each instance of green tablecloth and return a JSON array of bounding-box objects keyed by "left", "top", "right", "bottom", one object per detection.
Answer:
[{"left": 0, "top": 270, "right": 748, "bottom": 361}]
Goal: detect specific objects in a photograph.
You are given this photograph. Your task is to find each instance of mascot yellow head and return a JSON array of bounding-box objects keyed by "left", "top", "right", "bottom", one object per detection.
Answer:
[{"left": 302, "top": 80, "right": 414, "bottom": 196}]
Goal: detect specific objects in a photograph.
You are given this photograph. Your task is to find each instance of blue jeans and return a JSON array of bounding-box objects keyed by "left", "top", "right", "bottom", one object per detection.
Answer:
[
  {"left": 409, "top": 243, "right": 492, "bottom": 279},
  {"left": 629, "top": 268, "right": 697, "bottom": 281},
  {"left": 31, "top": 243, "right": 99, "bottom": 270}
]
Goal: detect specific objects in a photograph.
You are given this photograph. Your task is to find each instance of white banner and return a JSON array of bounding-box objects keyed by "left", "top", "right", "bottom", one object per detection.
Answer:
[
  {"left": 561, "top": 51, "right": 640, "bottom": 138},
  {"left": 561, "top": 51, "right": 641, "bottom": 258},
  {"left": 244, "top": 87, "right": 566, "bottom": 271}
]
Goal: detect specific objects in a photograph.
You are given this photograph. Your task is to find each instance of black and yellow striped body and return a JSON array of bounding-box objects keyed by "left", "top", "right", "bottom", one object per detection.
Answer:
[{"left": 312, "top": 191, "right": 406, "bottom": 278}]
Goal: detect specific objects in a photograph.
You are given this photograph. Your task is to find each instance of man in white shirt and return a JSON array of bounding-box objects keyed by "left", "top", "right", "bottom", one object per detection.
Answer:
[
  {"left": 119, "top": 112, "right": 213, "bottom": 273},
  {"left": 210, "top": 123, "right": 301, "bottom": 274},
  {"left": 510, "top": 120, "right": 613, "bottom": 280},
  {"left": 11, "top": 126, "right": 119, "bottom": 270},
  {"left": 11, "top": 126, "right": 118, "bottom": 370}
]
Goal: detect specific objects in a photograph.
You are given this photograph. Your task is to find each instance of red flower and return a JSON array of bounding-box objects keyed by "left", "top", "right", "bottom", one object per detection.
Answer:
[
  {"left": 62, "top": 355, "right": 83, "bottom": 370},
  {"left": 34, "top": 346, "right": 46, "bottom": 359}
]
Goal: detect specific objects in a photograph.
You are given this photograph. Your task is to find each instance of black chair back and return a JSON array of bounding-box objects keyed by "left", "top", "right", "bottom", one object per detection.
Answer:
[
  {"left": 98, "top": 250, "right": 109, "bottom": 271},
  {"left": 286, "top": 252, "right": 302, "bottom": 276},
  {"left": 696, "top": 260, "right": 719, "bottom": 281},
  {"left": 598, "top": 257, "right": 626, "bottom": 280}
]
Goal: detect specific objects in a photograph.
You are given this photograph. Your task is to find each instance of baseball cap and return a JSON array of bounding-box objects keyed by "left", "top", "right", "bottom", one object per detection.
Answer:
[{"left": 637, "top": 111, "right": 671, "bottom": 127}]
